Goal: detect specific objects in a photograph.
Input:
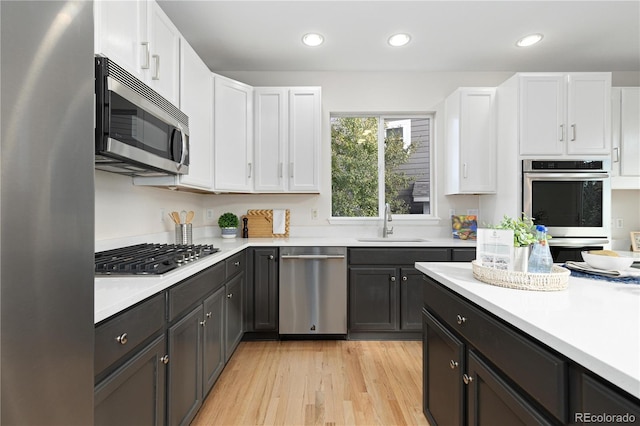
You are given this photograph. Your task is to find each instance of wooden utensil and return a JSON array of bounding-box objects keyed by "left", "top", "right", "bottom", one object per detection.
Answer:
[
  {"left": 170, "top": 211, "right": 181, "bottom": 224},
  {"left": 186, "top": 210, "right": 195, "bottom": 224}
]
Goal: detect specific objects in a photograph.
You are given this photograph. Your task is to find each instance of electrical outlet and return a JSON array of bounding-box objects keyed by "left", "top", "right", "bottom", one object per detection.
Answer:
[
  {"left": 616, "top": 218, "right": 624, "bottom": 228},
  {"left": 311, "top": 208, "right": 319, "bottom": 220},
  {"left": 206, "top": 209, "right": 214, "bottom": 221},
  {"left": 467, "top": 209, "right": 479, "bottom": 216},
  {"left": 160, "top": 208, "right": 166, "bottom": 223}
]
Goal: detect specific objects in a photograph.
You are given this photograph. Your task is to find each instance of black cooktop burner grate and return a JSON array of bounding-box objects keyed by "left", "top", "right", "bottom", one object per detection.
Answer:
[{"left": 95, "top": 243, "right": 220, "bottom": 275}]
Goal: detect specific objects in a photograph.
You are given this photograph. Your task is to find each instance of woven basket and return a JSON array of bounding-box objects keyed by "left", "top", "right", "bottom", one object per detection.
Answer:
[{"left": 471, "top": 260, "right": 570, "bottom": 291}]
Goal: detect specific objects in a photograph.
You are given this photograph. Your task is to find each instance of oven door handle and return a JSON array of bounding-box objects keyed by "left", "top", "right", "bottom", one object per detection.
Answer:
[
  {"left": 524, "top": 172, "right": 609, "bottom": 180},
  {"left": 548, "top": 238, "right": 609, "bottom": 247}
]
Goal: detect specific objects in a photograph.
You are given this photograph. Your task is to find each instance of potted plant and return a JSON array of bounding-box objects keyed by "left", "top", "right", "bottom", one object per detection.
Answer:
[
  {"left": 494, "top": 214, "right": 538, "bottom": 272},
  {"left": 218, "top": 212, "right": 239, "bottom": 239}
]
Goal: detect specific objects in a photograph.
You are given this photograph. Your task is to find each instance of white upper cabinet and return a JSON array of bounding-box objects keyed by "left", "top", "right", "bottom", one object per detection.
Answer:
[
  {"left": 288, "top": 88, "right": 321, "bottom": 192},
  {"left": 213, "top": 75, "right": 254, "bottom": 192},
  {"left": 94, "top": 0, "right": 180, "bottom": 105},
  {"left": 611, "top": 87, "right": 640, "bottom": 189},
  {"left": 253, "top": 87, "right": 321, "bottom": 193},
  {"left": 519, "top": 73, "right": 611, "bottom": 156},
  {"left": 254, "top": 88, "right": 287, "bottom": 192},
  {"left": 177, "top": 40, "right": 214, "bottom": 190},
  {"left": 444, "top": 88, "right": 496, "bottom": 194}
]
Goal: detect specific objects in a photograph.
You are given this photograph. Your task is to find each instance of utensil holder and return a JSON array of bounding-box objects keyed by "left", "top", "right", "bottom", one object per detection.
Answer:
[{"left": 175, "top": 223, "right": 192, "bottom": 245}]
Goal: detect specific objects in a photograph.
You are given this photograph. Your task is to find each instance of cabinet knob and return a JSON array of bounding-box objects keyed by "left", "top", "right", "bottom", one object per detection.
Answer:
[
  {"left": 115, "top": 333, "right": 128, "bottom": 345},
  {"left": 227, "top": 293, "right": 233, "bottom": 299},
  {"left": 390, "top": 276, "right": 396, "bottom": 282},
  {"left": 449, "top": 360, "right": 459, "bottom": 369},
  {"left": 463, "top": 374, "right": 473, "bottom": 385},
  {"left": 161, "top": 355, "right": 169, "bottom": 365},
  {"left": 200, "top": 320, "right": 206, "bottom": 327},
  {"left": 456, "top": 314, "right": 466, "bottom": 325},
  {"left": 234, "top": 261, "right": 240, "bottom": 267},
  {"left": 402, "top": 276, "right": 408, "bottom": 281},
  {"left": 268, "top": 255, "right": 274, "bottom": 260},
  {"left": 206, "top": 312, "right": 212, "bottom": 319}
]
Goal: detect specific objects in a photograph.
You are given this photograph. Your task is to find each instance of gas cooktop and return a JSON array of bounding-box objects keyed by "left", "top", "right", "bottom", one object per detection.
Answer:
[{"left": 95, "top": 243, "right": 220, "bottom": 276}]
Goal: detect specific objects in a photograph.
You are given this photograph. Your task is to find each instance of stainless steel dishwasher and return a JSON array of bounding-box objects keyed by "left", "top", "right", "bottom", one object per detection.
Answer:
[{"left": 279, "top": 247, "right": 347, "bottom": 335}]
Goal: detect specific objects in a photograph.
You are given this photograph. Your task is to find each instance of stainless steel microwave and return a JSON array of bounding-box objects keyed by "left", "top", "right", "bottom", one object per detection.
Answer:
[{"left": 95, "top": 56, "right": 189, "bottom": 176}]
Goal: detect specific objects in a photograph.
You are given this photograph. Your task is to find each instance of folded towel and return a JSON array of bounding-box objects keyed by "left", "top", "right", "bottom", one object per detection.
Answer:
[{"left": 273, "top": 209, "right": 286, "bottom": 234}]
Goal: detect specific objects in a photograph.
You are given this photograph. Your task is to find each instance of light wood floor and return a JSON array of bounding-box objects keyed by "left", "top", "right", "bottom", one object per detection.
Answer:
[{"left": 191, "top": 340, "right": 429, "bottom": 426}]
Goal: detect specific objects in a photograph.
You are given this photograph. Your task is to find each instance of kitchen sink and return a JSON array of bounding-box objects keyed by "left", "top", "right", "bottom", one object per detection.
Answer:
[{"left": 357, "top": 237, "right": 429, "bottom": 243}]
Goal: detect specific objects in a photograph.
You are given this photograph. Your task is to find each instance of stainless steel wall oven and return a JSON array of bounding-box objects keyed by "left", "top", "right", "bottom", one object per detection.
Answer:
[{"left": 523, "top": 160, "right": 611, "bottom": 262}]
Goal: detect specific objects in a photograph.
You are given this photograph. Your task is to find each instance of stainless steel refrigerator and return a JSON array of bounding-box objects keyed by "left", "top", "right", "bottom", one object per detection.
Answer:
[{"left": 1, "top": 1, "right": 94, "bottom": 424}]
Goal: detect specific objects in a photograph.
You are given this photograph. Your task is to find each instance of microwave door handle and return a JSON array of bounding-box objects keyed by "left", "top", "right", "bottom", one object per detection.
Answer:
[{"left": 176, "top": 126, "right": 187, "bottom": 171}]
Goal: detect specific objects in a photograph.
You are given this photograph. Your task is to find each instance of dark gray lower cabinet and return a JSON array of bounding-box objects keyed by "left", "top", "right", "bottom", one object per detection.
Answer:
[
  {"left": 94, "top": 335, "right": 167, "bottom": 426},
  {"left": 250, "top": 247, "right": 279, "bottom": 332},
  {"left": 348, "top": 248, "right": 449, "bottom": 337},
  {"left": 168, "top": 305, "right": 203, "bottom": 426},
  {"left": 203, "top": 286, "right": 225, "bottom": 396},
  {"left": 225, "top": 272, "right": 244, "bottom": 362}
]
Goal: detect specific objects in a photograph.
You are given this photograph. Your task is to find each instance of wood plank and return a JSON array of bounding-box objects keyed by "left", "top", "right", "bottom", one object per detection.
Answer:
[{"left": 192, "top": 340, "right": 429, "bottom": 426}]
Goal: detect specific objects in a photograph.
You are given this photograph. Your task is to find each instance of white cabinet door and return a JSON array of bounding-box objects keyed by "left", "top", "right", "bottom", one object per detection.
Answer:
[
  {"left": 519, "top": 73, "right": 611, "bottom": 157},
  {"left": 612, "top": 87, "right": 640, "bottom": 189},
  {"left": 519, "top": 74, "right": 565, "bottom": 156},
  {"left": 214, "top": 76, "right": 253, "bottom": 192},
  {"left": 445, "top": 88, "right": 496, "bottom": 195},
  {"left": 288, "top": 88, "right": 321, "bottom": 192},
  {"left": 178, "top": 41, "right": 213, "bottom": 190},
  {"left": 147, "top": 1, "right": 181, "bottom": 105},
  {"left": 94, "top": 0, "right": 147, "bottom": 80},
  {"left": 253, "top": 88, "right": 287, "bottom": 192},
  {"left": 566, "top": 73, "right": 611, "bottom": 155}
]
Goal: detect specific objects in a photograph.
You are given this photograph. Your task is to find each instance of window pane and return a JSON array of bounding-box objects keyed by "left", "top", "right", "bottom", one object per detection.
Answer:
[
  {"left": 385, "top": 117, "right": 430, "bottom": 214},
  {"left": 331, "top": 116, "right": 379, "bottom": 217}
]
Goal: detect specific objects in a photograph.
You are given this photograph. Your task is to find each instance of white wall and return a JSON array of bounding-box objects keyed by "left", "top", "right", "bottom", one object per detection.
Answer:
[
  {"left": 95, "top": 70, "right": 639, "bottom": 242},
  {"left": 611, "top": 189, "right": 640, "bottom": 250}
]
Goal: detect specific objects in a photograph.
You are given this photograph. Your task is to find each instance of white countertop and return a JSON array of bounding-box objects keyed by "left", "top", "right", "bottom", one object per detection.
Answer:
[
  {"left": 95, "top": 236, "right": 474, "bottom": 324},
  {"left": 415, "top": 262, "right": 640, "bottom": 399}
]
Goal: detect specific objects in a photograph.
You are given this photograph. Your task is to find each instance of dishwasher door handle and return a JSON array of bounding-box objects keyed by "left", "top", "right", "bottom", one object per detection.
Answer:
[{"left": 280, "top": 254, "right": 346, "bottom": 260}]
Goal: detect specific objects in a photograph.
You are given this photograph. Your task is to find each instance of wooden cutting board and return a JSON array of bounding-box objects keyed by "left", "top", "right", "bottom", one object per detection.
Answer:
[{"left": 242, "top": 209, "right": 290, "bottom": 238}]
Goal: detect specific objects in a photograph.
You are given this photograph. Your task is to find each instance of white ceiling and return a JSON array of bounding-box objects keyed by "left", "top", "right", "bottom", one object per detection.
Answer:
[{"left": 157, "top": 0, "right": 640, "bottom": 73}]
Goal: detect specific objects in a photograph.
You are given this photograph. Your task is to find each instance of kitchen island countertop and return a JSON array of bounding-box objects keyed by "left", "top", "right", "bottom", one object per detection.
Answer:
[
  {"left": 95, "top": 236, "right": 474, "bottom": 324},
  {"left": 415, "top": 262, "right": 640, "bottom": 400}
]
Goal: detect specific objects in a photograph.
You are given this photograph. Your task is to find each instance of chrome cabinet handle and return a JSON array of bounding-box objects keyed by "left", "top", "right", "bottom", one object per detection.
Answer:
[
  {"left": 559, "top": 124, "right": 565, "bottom": 141},
  {"left": 206, "top": 312, "right": 212, "bottom": 319},
  {"left": 160, "top": 355, "right": 169, "bottom": 365},
  {"left": 141, "top": 42, "right": 150, "bottom": 69},
  {"left": 290, "top": 162, "right": 294, "bottom": 178},
  {"left": 248, "top": 162, "right": 252, "bottom": 178},
  {"left": 279, "top": 162, "right": 283, "bottom": 178},
  {"left": 200, "top": 320, "right": 206, "bottom": 327},
  {"left": 227, "top": 293, "right": 233, "bottom": 299},
  {"left": 268, "top": 255, "right": 274, "bottom": 260},
  {"left": 234, "top": 261, "right": 240, "bottom": 267},
  {"left": 116, "top": 333, "right": 128, "bottom": 345},
  {"left": 463, "top": 163, "right": 468, "bottom": 178},
  {"left": 450, "top": 360, "right": 459, "bottom": 369},
  {"left": 463, "top": 374, "right": 473, "bottom": 385},
  {"left": 390, "top": 276, "right": 396, "bottom": 282},
  {"left": 614, "top": 147, "right": 620, "bottom": 163},
  {"left": 456, "top": 314, "right": 466, "bottom": 325},
  {"left": 402, "top": 276, "right": 408, "bottom": 281},
  {"left": 152, "top": 54, "right": 160, "bottom": 80},
  {"left": 571, "top": 124, "right": 576, "bottom": 141}
]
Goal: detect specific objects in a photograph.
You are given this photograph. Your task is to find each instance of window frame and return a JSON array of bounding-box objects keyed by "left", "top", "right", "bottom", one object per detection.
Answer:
[{"left": 329, "top": 112, "right": 437, "bottom": 225}]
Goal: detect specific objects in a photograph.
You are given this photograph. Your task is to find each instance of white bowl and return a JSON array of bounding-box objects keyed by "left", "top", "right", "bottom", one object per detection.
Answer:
[{"left": 581, "top": 251, "right": 634, "bottom": 271}]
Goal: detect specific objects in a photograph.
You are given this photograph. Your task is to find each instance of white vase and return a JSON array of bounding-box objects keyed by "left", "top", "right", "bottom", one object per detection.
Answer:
[
  {"left": 513, "top": 246, "right": 530, "bottom": 272},
  {"left": 221, "top": 227, "right": 237, "bottom": 239}
]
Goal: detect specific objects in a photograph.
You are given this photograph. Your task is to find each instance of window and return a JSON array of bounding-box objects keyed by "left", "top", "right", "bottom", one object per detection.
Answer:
[{"left": 331, "top": 114, "right": 432, "bottom": 219}]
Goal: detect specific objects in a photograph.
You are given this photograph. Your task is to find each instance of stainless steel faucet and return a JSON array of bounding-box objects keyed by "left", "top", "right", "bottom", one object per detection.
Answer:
[{"left": 383, "top": 203, "right": 393, "bottom": 237}]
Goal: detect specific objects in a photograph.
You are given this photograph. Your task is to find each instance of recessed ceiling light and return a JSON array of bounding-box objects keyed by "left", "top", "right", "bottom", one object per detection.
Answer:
[
  {"left": 388, "top": 33, "right": 411, "bottom": 47},
  {"left": 302, "top": 33, "right": 324, "bottom": 47},
  {"left": 516, "top": 33, "right": 543, "bottom": 47}
]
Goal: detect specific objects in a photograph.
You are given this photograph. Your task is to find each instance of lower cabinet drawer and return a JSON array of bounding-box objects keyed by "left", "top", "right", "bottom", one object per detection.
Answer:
[
  {"left": 95, "top": 293, "right": 166, "bottom": 376},
  {"left": 424, "top": 277, "right": 568, "bottom": 422}
]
